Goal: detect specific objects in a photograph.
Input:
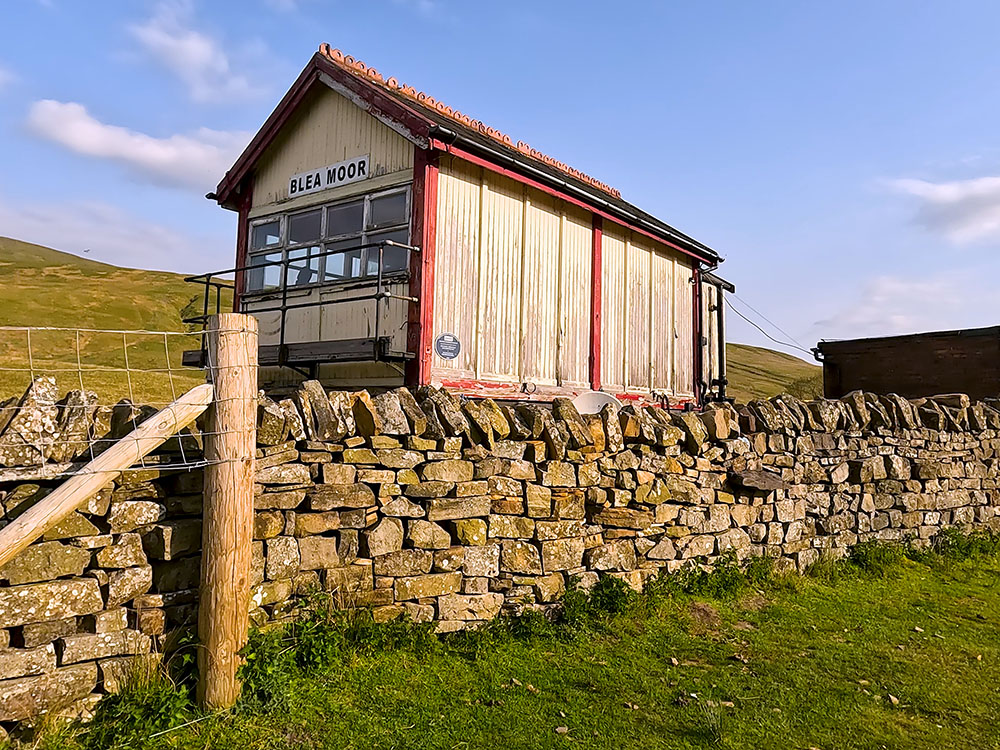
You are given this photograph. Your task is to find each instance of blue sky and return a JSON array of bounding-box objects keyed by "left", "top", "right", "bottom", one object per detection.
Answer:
[{"left": 2, "top": 0, "right": 1000, "bottom": 358}]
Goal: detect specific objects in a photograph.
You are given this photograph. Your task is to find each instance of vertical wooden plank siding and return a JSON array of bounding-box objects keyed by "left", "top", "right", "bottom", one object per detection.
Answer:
[
  {"left": 478, "top": 171, "right": 524, "bottom": 381},
  {"left": 251, "top": 87, "right": 414, "bottom": 210},
  {"left": 626, "top": 237, "right": 652, "bottom": 393},
  {"left": 600, "top": 229, "right": 627, "bottom": 391},
  {"left": 521, "top": 189, "right": 561, "bottom": 386},
  {"left": 650, "top": 252, "right": 674, "bottom": 392},
  {"left": 589, "top": 216, "right": 603, "bottom": 391},
  {"left": 673, "top": 262, "right": 695, "bottom": 397},
  {"left": 558, "top": 205, "right": 593, "bottom": 388},
  {"left": 432, "top": 156, "right": 481, "bottom": 378},
  {"left": 431, "top": 154, "right": 703, "bottom": 401}
]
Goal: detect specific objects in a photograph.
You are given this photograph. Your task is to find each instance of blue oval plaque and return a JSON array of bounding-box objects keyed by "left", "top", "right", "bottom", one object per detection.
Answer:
[{"left": 434, "top": 333, "right": 461, "bottom": 360}]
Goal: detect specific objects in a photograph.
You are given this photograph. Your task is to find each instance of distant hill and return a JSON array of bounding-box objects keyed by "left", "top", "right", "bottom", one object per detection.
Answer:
[
  {"left": 0, "top": 236, "right": 819, "bottom": 404},
  {"left": 0, "top": 237, "right": 208, "bottom": 403},
  {"left": 725, "top": 342, "right": 821, "bottom": 403}
]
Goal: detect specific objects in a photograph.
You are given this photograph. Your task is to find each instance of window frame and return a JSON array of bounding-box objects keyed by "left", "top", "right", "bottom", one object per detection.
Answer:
[{"left": 244, "top": 185, "right": 411, "bottom": 295}]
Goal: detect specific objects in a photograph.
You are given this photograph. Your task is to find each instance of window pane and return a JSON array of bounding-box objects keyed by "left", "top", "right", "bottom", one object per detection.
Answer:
[
  {"left": 368, "top": 192, "right": 407, "bottom": 229},
  {"left": 251, "top": 220, "right": 280, "bottom": 249},
  {"left": 286, "top": 246, "right": 320, "bottom": 287},
  {"left": 324, "top": 240, "right": 364, "bottom": 281},
  {"left": 326, "top": 200, "right": 363, "bottom": 237},
  {"left": 288, "top": 210, "right": 321, "bottom": 244},
  {"left": 366, "top": 228, "right": 410, "bottom": 276},
  {"left": 246, "top": 251, "right": 282, "bottom": 291}
]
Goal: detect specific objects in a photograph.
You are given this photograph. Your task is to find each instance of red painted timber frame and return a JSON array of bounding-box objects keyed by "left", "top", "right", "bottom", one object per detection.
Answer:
[
  {"left": 232, "top": 184, "right": 253, "bottom": 311},
  {"left": 407, "top": 148, "right": 439, "bottom": 386},
  {"left": 590, "top": 216, "right": 603, "bottom": 391}
]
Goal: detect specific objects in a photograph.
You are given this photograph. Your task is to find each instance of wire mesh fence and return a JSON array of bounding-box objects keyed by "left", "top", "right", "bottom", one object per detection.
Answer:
[{"left": 0, "top": 325, "right": 231, "bottom": 478}]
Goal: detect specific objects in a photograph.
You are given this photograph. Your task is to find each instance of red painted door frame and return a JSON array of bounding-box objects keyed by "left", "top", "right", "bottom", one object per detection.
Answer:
[
  {"left": 406, "top": 147, "right": 439, "bottom": 386},
  {"left": 233, "top": 184, "right": 253, "bottom": 313}
]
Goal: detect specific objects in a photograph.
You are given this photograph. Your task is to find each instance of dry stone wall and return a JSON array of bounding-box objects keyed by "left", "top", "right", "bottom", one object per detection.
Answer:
[{"left": 0, "top": 377, "right": 999, "bottom": 728}]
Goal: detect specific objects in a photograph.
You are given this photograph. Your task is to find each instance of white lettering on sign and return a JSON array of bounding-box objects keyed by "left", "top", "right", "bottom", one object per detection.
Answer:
[{"left": 288, "top": 155, "right": 370, "bottom": 197}]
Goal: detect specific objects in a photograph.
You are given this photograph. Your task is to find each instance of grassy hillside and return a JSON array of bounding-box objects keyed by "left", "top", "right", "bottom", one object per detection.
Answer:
[
  {"left": 725, "top": 342, "right": 821, "bottom": 404},
  {"left": 0, "top": 237, "right": 209, "bottom": 403},
  {"left": 0, "top": 236, "right": 816, "bottom": 405}
]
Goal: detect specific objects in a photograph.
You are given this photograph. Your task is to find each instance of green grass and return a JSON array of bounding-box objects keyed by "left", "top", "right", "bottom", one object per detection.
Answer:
[
  {"left": 17, "top": 534, "right": 1000, "bottom": 750},
  {"left": 0, "top": 237, "right": 221, "bottom": 404},
  {"left": 725, "top": 342, "right": 822, "bottom": 403}
]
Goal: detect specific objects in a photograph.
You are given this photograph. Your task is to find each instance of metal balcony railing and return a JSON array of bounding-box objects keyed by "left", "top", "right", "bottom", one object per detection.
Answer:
[{"left": 182, "top": 239, "right": 420, "bottom": 372}]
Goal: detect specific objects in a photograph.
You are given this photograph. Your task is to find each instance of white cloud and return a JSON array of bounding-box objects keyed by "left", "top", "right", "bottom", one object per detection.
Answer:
[
  {"left": 812, "top": 272, "right": 1000, "bottom": 341},
  {"left": 26, "top": 100, "right": 250, "bottom": 191},
  {"left": 0, "top": 195, "right": 231, "bottom": 274},
  {"left": 0, "top": 65, "right": 15, "bottom": 90},
  {"left": 129, "top": 1, "right": 261, "bottom": 102},
  {"left": 889, "top": 175, "right": 1000, "bottom": 244}
]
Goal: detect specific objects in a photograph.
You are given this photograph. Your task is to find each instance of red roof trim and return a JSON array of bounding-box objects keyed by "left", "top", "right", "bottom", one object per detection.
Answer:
[
  {"left": 215, "top": 52, "right": 435, "bottom": 208},
  {"left": 318, "top": 44, "right": 621, "bottom": 199}
]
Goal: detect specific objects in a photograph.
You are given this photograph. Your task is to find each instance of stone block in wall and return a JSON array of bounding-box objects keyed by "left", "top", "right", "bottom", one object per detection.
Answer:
[
  {"left": 83, "top": 608, "right": 127, "bottom": 634},
  {"left": 716, "top": 528, "right": 752, "bottom": 556},
  {"left": 292, "top": 511, "right": 340, "bottom": 536},
  {"left": 58, "top": 629, "right": 151, "bottom": 664},
  {"left": 676, "top": 535, "right": 716, "bottom": 558},
  {"left": 0, "top": 578, "right": 103, "bottom": 629},
  {"left": 254, "top": 511, "right": 285, "bottom": 539},
  {"left": 553, "top": 490, "right": 585, "bottom": 520},
  {"left": 379, "top": 496, "right": 424, "bottom": 518},
  {"left": 0, "top": 662, "right": 97, "bottom": 722},
  {"left": 437, "top": 593, "right": 504, "bottom": 621},
  {"left": 97, "top": 533, "right": 146, "bottom": 568},
  {"left": 404, "top": 481, "right": 454, "bottom": 499},
  {"left": 646, "top": 537, "right": 676, "bottom": 560},
  {"left": 584, "top": 540, "right": 637, "bottom": 572},
  {"left": 108, "top": 500, "right": 165, "bottom": 533},
  {"left": 427, "top": 496, "right": 490, "bottom": 522},
  {"left": 408, "top": 520, "right": 452, "bottom": 549},
  {"left": 463, "top": 545, "right": 500, "bottom": 577},
  {"left": 107, "top": 565, "right": 152, "bottom": 607},
  {"left": 0, "top": 541, "right": 91, "bottom": 585},
  {"left": 535, "top": 520, "right": 584, "bottom": 541},
  {"left": 488, "top": 515, "right": 534, "bottom": 539},
  {"left": 0, "top": 645, "right": 55, "bottom": 679},
  {"left": 453, "top": 519, "right": 487, "bottom": 546},
  {"left": 265, "top": 537, "right": 299, "bottom": 580},
  {"left": 421, "top": 459, "right": 474, "bottom": 483},
  {"left": 433, "top": 547, "right": 465, "bottom": 573},
  {"left": 20, "top": 617, "right": 78, "bottom": 649},
  {"left": 362, "top": 518, "right": 404, "bottom": 557},
  {"left": 541, "top": 537, "right": 585, "bottom": 573},
  {"left": 525, "top": 484, "right": 552, "bottom": 518},
  {"left": 394, "top": 572, "right": 461, "bottom": 601},
  {"left": 309, "top": 483, "right": 376, "bottom": 511},
  {"left": 372, "top": 549, "right": 433, "bottom": 577},
  {"left": 500, "top": 540, "right": 542, "bottom": 575},
  {"left": 540, "top": 461, "right": 575, "bottom": 487},
  {"left": 591, "top": 508, "right": 653, "bottom": 531},
  {"left": 297, "top": 536, "right": 342, "bottom": 570}
]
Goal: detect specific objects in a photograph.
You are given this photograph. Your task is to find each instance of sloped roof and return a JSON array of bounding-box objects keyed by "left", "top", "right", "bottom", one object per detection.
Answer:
[{"left": 215, "top": 45, "right": 720, "bottom": 263}]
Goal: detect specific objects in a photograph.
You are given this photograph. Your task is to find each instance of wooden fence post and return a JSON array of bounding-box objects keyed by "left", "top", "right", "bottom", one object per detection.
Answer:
[{"left": 198, "top": 313, "right": 258, "bottom": 709}]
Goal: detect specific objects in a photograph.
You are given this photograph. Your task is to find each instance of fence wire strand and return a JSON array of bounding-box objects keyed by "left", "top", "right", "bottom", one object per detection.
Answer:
[{"left": 0, "top": 325, "right": 255, "bottom": 479}]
